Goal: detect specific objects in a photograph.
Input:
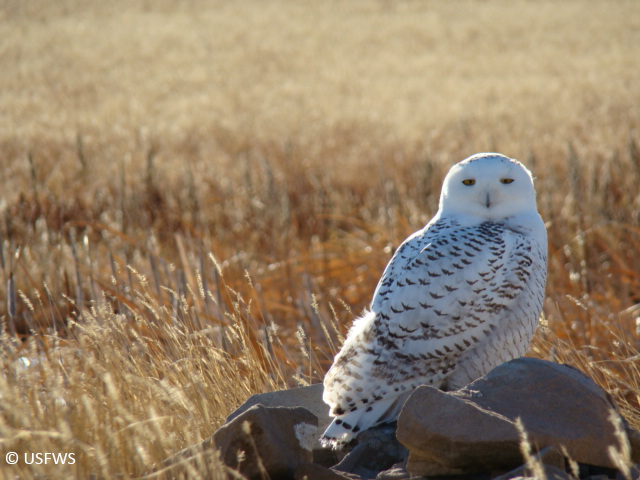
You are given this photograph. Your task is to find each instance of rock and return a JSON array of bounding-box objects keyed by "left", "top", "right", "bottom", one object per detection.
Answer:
[
  {"left": 295, "top": 462, "right": 355, "bottom": 480},
  {"left": 578, "top": 464, "right": 619, "bottom": 479},
  {"left": 397, "top": 386, "right": 524, "bottom": 476},
  {"left": 375, "top": 461, "right": 410, "bottom": 480},
  {"left": 213, "top": 404, "right": 318, "bottom": 480},
  {"left": 626, "top": 426, "right": 640, "bottom": 464},
  {"left": 397, "top": 358, "right": 630, "bottom": 476},
  {"left": 491, "top": 447, "right": 568, "bottom": 480},
  {"left": 224, "top": 386, "right": 408, "bottom": 479},
  {"left": 534, "top": 446, "right": 566, "bottom": 471},
  {"left": 332, "top": 423, "right": 409, "bottom": 479},
  {"left": 227, "top": 384, "right": 328, "bottom": 426},
  {"left": 462, "top": 358, "right": 629, "bottom": 469},
  {"left": 226, "top": 383, "right": 341, "bottom": 466},
  {"left": 493, "top": 464, "right": 572, "bottom": 480},
  {"left": 614, "top": 463, "right": 640, "bottom": 480}
]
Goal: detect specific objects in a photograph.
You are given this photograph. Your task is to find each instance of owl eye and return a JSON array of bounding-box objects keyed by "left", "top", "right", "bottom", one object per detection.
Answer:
[
  {"left": 462, "top": 179, "right": 476, "bottom": 186},
  {"left": 500, "top": 178, "right": 514, "bottom": 184}
]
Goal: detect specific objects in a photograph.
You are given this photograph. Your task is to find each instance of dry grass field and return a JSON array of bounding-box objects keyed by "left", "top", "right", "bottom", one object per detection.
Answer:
[{"left": 1, "top": 0, "right": 640, "bottom": 477}]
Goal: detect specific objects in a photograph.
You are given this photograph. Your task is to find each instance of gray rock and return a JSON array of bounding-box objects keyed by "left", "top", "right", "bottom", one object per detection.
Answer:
[
  {"left": 397, "top": 358, "right": 631, "bottom": 476},
  {"left": 494, "top": 465, "right": 571, "bottom": 480},
  {"left": 333, "top": 423, "right": 409, "bottom": 479},
  {"left": 397, "top": 386, "right": 524, "bottom": 476},
  {"left": 615, "top": 463, "right": 640, "bottom": 480},
  {"left": 226, "top": 383, "right": 341, "bottom": 466},
  {"left": 375, "top": 461, "right": 410, "bottom": 480},
  {"left": 295, "top": 462, "right": 355, "bottom": 480},
  {"left": 626, "top": 426, "right": 640, "bottom": 464},
  {"left": 534, "top": 446, "right": 566, "bottom": 471},
  {"left": 491, "top": 447, "right": 568, "bottom": 480},
  {"left": 214, "top": 404, "right": 318, "bottom": 480},
  {"left": 461, "top": 358, "right": 628, "bottom": 469},
  {"left": 226, "top": 385, "right": 409, "bottom": 478},
  {"left": 227, "top": 383, "right": 329, "bottom": 431}
]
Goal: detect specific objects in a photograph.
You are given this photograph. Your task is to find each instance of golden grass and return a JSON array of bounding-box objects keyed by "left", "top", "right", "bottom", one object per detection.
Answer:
[{"left": 1, "top": 0, "right": 639, "bottom": 477}]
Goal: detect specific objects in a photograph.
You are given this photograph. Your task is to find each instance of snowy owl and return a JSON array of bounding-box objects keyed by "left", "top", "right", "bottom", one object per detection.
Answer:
[{"left": 321, "top": 153, "right": 547, "bottom": 447}]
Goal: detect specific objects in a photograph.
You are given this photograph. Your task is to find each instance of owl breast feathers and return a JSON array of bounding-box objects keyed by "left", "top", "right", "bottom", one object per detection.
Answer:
[{"left": 321, "top": 153, "right": 548, "bottom": 448}]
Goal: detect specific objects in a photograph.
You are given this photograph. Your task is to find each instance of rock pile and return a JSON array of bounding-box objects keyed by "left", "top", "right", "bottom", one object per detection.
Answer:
[
  {"left": 209, "top": 358, "right": 640, "bottom": 480},
  {"left": 397, "top": 358, "right": 636, "bottom": 477}
]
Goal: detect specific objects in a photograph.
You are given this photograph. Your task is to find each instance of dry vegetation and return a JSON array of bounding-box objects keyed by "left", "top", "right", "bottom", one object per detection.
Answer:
[{"left": 0, "top": 0, "right": 639, "bottom": 478}]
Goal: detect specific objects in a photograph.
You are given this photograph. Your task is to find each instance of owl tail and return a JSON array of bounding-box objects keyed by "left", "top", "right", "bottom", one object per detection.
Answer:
[
  {"left": 320, "top": 409, "right": 366, "bottom": 448},
  {"left": 320, "top": 391, "right": 410, "bottom": 449}
]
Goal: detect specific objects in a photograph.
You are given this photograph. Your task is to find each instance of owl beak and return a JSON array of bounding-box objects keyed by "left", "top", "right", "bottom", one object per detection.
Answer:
[{"left": 485, "top": 192, "right": 492, "bottom": 208}]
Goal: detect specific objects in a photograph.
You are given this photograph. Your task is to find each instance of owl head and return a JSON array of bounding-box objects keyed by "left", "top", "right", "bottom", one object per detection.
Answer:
[{"left": 439, "top": 153, "right": 539, "bottom": 221}]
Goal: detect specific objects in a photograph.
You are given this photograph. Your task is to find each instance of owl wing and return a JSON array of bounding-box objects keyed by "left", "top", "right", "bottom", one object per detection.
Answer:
[{"left": 372, "top": 221, "right": 537, "bottom": 361}]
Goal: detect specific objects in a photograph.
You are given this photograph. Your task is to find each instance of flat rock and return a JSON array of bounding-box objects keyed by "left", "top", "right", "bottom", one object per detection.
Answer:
[
  {"left": 214, "top": 404, "right": 318, "bottom": 480},
  {"left": 397, "top": 358, "right": 630, "bottom": 476}
]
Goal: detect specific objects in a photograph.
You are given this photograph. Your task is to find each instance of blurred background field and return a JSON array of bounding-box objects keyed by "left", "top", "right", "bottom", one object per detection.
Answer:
[{"left": 1, "top": 0, "right": 639, "bottom": 477}]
